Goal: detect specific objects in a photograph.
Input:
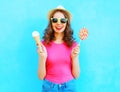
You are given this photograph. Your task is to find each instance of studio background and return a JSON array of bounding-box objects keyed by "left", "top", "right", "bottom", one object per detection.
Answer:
[{"left": 0, "top": 0, "right": 120, "bottom": 92}]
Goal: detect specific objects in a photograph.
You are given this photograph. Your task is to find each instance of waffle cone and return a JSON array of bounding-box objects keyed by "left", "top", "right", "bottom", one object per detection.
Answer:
[{"left": 33, "top": 36, "right": 40, "bottom": 45}]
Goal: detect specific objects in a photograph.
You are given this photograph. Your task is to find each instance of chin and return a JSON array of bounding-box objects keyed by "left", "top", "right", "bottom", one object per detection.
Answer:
[{"left": 55, "top": 30, "right": 64, "bottom": 33}]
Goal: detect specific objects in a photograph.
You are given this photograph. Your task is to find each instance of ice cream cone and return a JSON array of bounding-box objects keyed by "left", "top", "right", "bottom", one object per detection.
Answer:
[
  {"left": 32, "top": 31, "right": 41, "bottom": 46},
  {"left": 32, "top": 31, "right": 42, "bottom": 52},
  {"left": 33, "top": 36, "right": 41, "bottom": 45}
]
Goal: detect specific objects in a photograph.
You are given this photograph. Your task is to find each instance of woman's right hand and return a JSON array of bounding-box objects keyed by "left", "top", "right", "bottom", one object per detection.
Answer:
[{"left": 37, "top": 43, "right": 47, "bottom": 61}]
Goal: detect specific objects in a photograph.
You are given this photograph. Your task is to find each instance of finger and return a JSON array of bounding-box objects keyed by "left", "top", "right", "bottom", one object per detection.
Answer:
[
  {"left": 75, "top": 46, "right": 79, "bottom": 50},
  {"left": 73, "top": 46, "right": 80, "bottom": 53},
  {"left": 37, "top": 44, "right": 43, "bottom": 52},
  {"left": 37, "top": 47, "right": 42, "bottom": 53},
  {"left": 37, "top": 48, "right": 42, "bottom": 54},
  {"left": 73, "top": 50, "right": 79, "bottom": 54},
  {"left": 74, "top": 48, "right": 80, "bottom": 53},
  {"left": 76, "top": 44, "right": 80, "bottom": 49}
]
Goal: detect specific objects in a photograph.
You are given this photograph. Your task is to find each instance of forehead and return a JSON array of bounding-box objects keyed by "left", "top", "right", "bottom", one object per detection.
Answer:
[{"left": 53, "top": 11, "right": 65, "bottom": 18}]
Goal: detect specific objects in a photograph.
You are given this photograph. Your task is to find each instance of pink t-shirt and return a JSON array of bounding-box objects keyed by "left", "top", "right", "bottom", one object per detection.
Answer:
[{"left": 42, "top": 41, "right": 78, "bottom": 84}]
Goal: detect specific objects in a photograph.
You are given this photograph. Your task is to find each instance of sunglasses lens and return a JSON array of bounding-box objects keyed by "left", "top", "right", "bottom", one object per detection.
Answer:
[
  {"left": 51, "top": 18, "right": 67, "bottom": 23},
  {"left": 51, "top": 18, "right": 58, "bottom": 23},
  {"left": 61, "top": 18, "right": 67, "bottom": 23}
]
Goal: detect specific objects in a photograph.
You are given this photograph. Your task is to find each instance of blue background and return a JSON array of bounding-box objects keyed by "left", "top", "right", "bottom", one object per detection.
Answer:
[{"left": 0, "top": 0, "right": 120, "bottom": 92}]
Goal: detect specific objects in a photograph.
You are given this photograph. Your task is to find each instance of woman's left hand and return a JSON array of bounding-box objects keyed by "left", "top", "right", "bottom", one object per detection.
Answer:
[{"left": 71, "top": 45, "right": 80, "bottom": 60}]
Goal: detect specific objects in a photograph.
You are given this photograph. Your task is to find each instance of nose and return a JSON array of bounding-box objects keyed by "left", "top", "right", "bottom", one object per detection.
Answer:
[{"left": 57, "top": 19, "right": 61, "bottom": 24}]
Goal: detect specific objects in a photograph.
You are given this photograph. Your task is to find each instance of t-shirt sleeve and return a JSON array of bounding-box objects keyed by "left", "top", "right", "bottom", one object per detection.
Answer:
[
  {"left": 41, "top": 40, "right": 45, "bottom": 45},
  {"left": 71, "top": 41, "right": 79, "bottom": 49}
]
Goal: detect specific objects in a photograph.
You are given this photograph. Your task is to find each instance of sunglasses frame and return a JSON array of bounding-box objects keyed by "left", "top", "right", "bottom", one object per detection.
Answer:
[{"left": 51, "top": 18, "right": 68, "bottom": 24}]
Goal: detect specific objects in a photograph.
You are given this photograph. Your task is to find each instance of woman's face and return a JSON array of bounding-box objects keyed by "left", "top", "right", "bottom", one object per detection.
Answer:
[{"left": 51, "top": 12, "right": 67, "bottom": 33}]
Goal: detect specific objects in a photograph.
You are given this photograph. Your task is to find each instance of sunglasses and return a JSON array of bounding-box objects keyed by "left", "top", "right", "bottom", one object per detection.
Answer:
[{"left": 51, "top": 18, "right": 68, "bottom": 23}]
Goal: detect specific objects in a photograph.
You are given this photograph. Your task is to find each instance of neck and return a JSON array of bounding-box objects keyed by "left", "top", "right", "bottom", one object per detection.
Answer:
[{"left": 54, "top": 33, "right": 64, "bottom": 43}]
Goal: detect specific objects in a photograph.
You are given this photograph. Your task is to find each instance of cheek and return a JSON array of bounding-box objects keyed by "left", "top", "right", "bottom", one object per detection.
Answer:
[
  {"left": 52, "top": 23, "right": 56, "bottom": 30},
  {"left": 63, "top": 26, "right": 66, "bottom": 30},
  {"left": 63, "top": 24, "right": 67, "bottom": 29}
]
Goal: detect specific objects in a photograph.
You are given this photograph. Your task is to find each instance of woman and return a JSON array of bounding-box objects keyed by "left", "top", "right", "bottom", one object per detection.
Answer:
[{"left": 37, "top": 6, "right": 81, "bottom": 92}]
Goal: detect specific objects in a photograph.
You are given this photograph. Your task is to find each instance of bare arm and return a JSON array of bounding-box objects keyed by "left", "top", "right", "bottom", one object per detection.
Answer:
[
  {"left": 71, "top": 45, "right": 80, "bottom": 78},
  {"left": 37, "top": 44, "right": 47, "bottom": 80}
]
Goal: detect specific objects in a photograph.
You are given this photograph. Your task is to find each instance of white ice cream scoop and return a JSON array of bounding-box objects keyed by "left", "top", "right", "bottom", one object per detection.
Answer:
[{"left": 32, "top": 31, "right": 40, "bottom": 37}]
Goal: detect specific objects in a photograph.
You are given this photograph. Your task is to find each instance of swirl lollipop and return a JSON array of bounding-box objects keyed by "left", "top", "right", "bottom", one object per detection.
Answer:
[{"left": 79, "top": 27, "right": 88, "bottom": 44}]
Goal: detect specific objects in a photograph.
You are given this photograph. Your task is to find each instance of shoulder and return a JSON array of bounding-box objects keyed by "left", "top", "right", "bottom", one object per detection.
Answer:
[
  {"left": 41, "top": 40, "right": 44, "bottom": 44},
  {"left": 41, "top": 40, "right": 52, "bottom": 46},
  {"left": 41, "top": 40, "right": 47, "bottom": 46},
  {"left": 71, "top": 41, "right": 79, "bottom": 49}
]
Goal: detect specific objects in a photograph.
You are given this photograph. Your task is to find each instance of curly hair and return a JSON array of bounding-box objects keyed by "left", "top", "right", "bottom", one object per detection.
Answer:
[{"left": 43, "top": 10, "right": 75, "bottom": 47}]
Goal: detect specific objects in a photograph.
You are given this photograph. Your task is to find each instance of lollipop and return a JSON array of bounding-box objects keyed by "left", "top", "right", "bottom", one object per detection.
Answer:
[{"left": 79, "top": 27, "right": 88, "bottom": 44}]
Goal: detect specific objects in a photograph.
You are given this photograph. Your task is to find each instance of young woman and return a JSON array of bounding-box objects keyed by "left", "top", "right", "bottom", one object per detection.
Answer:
[{"left": 37, "top": 6, "right": 81, "bottom": 92}]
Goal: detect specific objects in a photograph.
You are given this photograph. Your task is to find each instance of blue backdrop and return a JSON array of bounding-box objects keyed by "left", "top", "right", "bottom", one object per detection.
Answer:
[{"left": 0, "top": 0, "right": 120, "bottom": 92}]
